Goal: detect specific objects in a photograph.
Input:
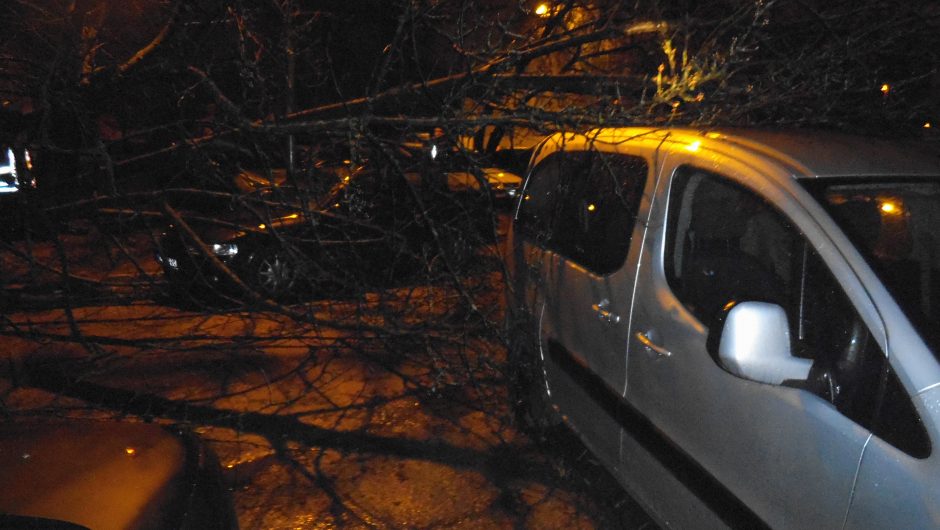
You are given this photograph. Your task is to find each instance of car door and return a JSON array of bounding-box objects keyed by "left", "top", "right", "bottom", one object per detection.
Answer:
[
  {"left": 803, "top": 178, "right": 940, "bottom": 529},
  {"left": 841, "top": 375, "right": 937, "bottom": 529},
  {"left": 626, "top": 157, "right": 883, "bottom": 529},
  {"left": 514, "top": 142, "right": 652, "bottom": 466}
]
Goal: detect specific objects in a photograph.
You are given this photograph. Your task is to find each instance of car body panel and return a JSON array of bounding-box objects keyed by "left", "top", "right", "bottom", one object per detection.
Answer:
[
  {"left": 627, "top": 144, "right": 869, "bottom": 528},
  {"left": 158, "top": 166, "right": 493, "bottom": 301},
  {"left": 441, "top": 167, "right": 524, "bottom": 203},
  {"left": 0, "top": 419, "right": 236, "bottom": 530},
  {"left": 159, "top": 210, "right": 409, "bottom": 299},
  {"left": 646, "top": 131, "right": 940, "bottom": 394},
  {"left": 706, "top": 128, "right": 940, "bottom": 178},
  {"left": 842, "top": 385, "right": 940, "bottom": 529},
  {"left": 513, "top": 132, "right": 663, "bottom": 468},
  {"left": 509, "top": 127, "right": 940, "bottom": 529},
  {"left": 0, "top": 421, "right": 184, "bottom": 529}
]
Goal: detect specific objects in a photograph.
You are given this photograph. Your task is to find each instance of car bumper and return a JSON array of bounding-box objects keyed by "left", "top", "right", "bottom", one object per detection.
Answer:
[{"left": 155, "top": 237, "right": 241, "bottom": 295}]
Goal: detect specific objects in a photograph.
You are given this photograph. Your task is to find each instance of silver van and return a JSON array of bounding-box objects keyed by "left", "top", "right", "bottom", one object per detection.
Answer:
[{"left": 506, "top": 128, "right": 940, "bottom": 529}]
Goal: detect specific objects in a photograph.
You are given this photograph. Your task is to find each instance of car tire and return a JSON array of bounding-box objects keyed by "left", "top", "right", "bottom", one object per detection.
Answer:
[
  {"left": 507, "top": 309, "right": 561, "bottom": 441},
  {"left": 248, "top": 246, "right": 303, "bottom": 301}
]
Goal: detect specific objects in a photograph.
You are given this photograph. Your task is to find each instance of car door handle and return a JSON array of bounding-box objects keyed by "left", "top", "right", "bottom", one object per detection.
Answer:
[
  {"left": 591, "top": 298, "right": 620, "bottom": 323},
  {"left": 636, "top": 330, "right": 672, "bottom": 358}
]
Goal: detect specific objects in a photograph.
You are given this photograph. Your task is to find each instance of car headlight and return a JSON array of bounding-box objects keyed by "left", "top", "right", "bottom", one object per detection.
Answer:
[{"left": 211, "top": 243, "right": 239, "bottom": 257}]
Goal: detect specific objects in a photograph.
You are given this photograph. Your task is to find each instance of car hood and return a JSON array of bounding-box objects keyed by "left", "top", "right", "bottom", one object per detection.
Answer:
[
  {"left": 167, "top": 205, "right": 334, "bottom": 242},
  {"left": 163, "top": 217, "right": 246, "bottom": 245},
  {"left": 0, "top": 420, "right": 188, "bottom": 530}
]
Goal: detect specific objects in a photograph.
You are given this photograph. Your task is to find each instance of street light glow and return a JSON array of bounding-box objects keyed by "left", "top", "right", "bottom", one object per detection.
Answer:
[
  {"left": 880, "top": 201, "right": 899, "bottom": 214},
  {"left": 535, "top": 3, "right": 550, "bottom": 16}
]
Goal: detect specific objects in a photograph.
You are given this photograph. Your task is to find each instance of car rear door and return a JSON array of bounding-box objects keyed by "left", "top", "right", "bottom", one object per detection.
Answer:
[{"left": 514, "top": 137, "right": 654, "bottom": 467}]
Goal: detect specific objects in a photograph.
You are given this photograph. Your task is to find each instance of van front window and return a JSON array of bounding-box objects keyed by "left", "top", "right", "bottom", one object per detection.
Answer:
[{"left": 809, "top": 179, "right": 940, "bottom": 358}]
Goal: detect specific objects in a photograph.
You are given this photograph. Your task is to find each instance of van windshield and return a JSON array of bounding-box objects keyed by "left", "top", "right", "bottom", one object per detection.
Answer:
[{"left": 806, "top": 179, "right": 940, "bottom": 358}]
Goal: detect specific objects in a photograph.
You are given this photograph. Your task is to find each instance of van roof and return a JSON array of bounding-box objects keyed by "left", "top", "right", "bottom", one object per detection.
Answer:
[{"left": 585, "top": 127, "right": 940, "bottom": 179}]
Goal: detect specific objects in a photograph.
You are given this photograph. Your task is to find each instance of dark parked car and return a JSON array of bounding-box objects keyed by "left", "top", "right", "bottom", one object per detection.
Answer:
[
  {"left": 156, "top": 164, "right": 493, "bottom": 302},
  {"left": 0, "top": 418, "right": 237, "bottom": 530},
  {"left": 415, "top": 136, "right": 531, "bottom": 207},
  {"left": 0, "top": 143, "right": 34, "bottom": 195}
]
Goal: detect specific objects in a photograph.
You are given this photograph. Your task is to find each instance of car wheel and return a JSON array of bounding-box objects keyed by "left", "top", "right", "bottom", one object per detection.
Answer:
[
  {"left": 507, "top": 310, "right": 561, "bottom": 440},
  {"left": 250, "top": 246, "right": 303, "bottom": 301}
]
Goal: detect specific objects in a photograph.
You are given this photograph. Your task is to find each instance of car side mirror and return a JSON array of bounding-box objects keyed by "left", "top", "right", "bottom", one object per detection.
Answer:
[{"left": 716, "top": 301, "right": 813, "bottom": 385}]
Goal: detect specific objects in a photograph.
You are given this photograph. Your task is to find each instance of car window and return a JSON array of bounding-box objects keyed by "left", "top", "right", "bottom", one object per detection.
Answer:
[
  {"left": 666, "top": 168, "right": 797, "bottom": 318},
  {"left": 516, "top": 151, "right": 583, "bottom": 245},
  {"left": 665, "top": 166, "right": 930, "bottom": 457},
  {"left": 517, "top": 150, "right": 648, "bottom": 275},
  {"left": 804, "top": 179, "right": 940, "bottom": 362}
]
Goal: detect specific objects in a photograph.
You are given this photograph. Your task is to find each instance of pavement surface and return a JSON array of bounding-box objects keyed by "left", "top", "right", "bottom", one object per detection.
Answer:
[{"left": 0, "top": 224, "right": 657, "bottom": 529}]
